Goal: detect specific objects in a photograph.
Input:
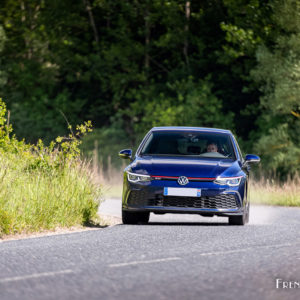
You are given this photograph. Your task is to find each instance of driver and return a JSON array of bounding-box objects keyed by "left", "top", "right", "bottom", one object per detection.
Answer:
[{"left": 206, "top": 142, "right": 218, "bottom": 153}]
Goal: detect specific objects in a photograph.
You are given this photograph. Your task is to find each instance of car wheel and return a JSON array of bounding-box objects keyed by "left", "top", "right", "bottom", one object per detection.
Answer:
[
  {"left": 122, "top": 210, "right": 150, "bottom": 224},
  {"left": 228, "top": 214, "right": 246, "bottom": 226}
]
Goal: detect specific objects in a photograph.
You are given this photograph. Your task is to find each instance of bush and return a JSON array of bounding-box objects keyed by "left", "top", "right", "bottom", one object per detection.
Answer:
[{"left": 0, "top": 98, "right": 101, "bottom": 236}]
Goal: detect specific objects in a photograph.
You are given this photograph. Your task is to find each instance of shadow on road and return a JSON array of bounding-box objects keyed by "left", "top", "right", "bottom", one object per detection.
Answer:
[
  {"left": 83, "top": 222, "right": 109, "bottom": 228},
  {"left": 117, "top": 222, "right": 231, "bottom": 226}
]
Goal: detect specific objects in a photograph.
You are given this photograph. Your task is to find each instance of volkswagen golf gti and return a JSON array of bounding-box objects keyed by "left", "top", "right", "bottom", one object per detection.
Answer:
[{"left": 119, "top": 127, "right": 260, "bottom": 225}]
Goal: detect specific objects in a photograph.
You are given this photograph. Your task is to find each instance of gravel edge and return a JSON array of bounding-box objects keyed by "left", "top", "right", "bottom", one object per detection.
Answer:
[{"left": 0, "top": 214, "right": 122, "bottom": 242}]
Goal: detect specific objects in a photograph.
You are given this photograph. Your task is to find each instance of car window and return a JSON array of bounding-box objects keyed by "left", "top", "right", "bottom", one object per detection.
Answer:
[{"left": 140, "top": 131, "right": 236, "bottom": 159}]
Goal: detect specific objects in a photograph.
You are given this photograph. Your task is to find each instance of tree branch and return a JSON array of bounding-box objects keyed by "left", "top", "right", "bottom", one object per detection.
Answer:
[{"left": 83, "top": 0, "right": 99, "bottom": 43}]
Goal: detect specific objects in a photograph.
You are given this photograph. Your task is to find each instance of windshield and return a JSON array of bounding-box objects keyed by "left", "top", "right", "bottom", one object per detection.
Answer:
[{"left": 140, "top": 131, "right": 236, "bottom": 159}]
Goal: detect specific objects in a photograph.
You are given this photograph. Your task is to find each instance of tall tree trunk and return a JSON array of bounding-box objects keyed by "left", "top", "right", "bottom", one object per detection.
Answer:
[
  {"left": 20, "top": 1, "right": 41, "bottom": 60},
  {"left": 83, "top": 0, "right": 99, "bottom": 43},
  {"left": 184, "top": 1, "right": 190, "bottom": 68},
  {"left": 20, "top": 1, "right": 30, "bottom": 59},
  {"left": 144, "top": 6, "right": 150, "bottom": 71}
]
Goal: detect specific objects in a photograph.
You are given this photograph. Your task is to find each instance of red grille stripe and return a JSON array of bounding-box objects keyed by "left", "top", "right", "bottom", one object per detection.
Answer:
[
  {"left": 188, "top": 177, "right": 216, "bottom": 180},
  {"left": 151, "top": 175, "right": 216, "bottom": 180},
  {"left": 151, "top": 175, "right": 178, "bottom": 179}
]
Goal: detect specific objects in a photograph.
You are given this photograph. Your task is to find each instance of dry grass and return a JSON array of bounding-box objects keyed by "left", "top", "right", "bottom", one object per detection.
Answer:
[
  {"left": 90, "top": 157, "right": 124, "bottom": 199},
  {"left": 250, "top": 176, "right": 300, "bottom": 206},
  {"left": 0, "top": 154, "right": 101, "bottom": 236}
]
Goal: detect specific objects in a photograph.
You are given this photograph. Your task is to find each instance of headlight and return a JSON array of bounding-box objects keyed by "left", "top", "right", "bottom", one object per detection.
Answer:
[
  {"left": 127, "top": 171, "right": 151, "bottom": 183},
  {"left": 214, "top": 176, "right": 243, "bottom": 186}
]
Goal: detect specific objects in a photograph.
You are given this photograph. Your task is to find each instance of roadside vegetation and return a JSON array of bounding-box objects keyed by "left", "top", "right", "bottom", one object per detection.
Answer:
[
  {"left": 251, "top": 176, "right": 300, "bottom": 207},
  {"left": 0, "top": 1, "right": 299, "bottom": 210},
  {"left": 0, "top": 99, "right": 101, "bottom": 237},
  {"left": 1, "top": 1, "right": 300, "bottom": 180}
]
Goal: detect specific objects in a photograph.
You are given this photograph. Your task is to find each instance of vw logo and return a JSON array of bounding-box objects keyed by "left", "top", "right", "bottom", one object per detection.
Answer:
[{"left": 178, "top": 176, "right": 189, "bottom": 186}]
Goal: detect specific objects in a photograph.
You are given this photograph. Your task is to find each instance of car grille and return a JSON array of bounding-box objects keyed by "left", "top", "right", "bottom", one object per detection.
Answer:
[
  {"left": 128, "top": 190, "right": 238, "bottom": 209},
  {"left": 127, "top": 190, "right": 149, "bottom": 205},
  {"left": 148, "top": 194, "right": 238, "bottom": 209}
]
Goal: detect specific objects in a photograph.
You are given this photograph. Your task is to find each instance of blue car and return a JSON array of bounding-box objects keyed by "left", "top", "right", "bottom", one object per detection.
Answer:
[{"left": 119, "top": 127, "right": 260, "bottom": 225}]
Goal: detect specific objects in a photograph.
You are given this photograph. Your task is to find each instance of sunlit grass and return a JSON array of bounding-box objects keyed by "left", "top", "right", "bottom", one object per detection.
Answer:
[
  {"left": 0, "top": 98, "right": 101, "bottom": 237},
  {"left": 0, "top": 153, "right": 101, "bottom": 236},
  {"left": 101, "top": 184, "right": 123, "bottom": 199},
  {"left": 250, "top": 176, "right": 300, "bottom": 206}
]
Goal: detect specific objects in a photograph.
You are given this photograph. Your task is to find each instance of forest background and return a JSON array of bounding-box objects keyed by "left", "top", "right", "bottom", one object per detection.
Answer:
[{"left": 0, "top": 0, "right": 300, "bottom": 180}]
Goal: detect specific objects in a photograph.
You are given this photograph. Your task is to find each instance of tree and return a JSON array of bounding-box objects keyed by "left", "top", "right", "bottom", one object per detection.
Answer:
[{"left": 251, "top": 0, "right": 300, "bottom": 177}]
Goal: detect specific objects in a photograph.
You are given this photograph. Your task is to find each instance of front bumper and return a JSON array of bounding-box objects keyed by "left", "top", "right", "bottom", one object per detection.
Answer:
[{"left": 122, "top": 179, "right": 245, "bottom": 217}]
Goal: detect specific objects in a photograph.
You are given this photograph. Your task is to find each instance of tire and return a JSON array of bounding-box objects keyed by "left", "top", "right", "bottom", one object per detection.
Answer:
[
  {"left": 228, "top": 214, "right": 246, "bottom": 226},
  {"left": 122, "top": 210, "right": 150, "bottom": 224}
]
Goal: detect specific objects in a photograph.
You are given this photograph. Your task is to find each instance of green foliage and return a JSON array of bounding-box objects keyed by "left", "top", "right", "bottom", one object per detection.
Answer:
[
  {"left": 0, "top": 24, "right": 5, "bottom": 51},
  {"left": 0, "top": 0, "right": 300, "bottom": 179},
  {"left": 137, "top": 77, "right": 234, "bottom": 133},
  {"left": 254, "top": 123, "right": 300, "bottom": 176},
  {"left": 220, "top": 22, "right": 260, "bottom": 60},
  {"left": 81, "top": 120, "right": 132, "bottom": 170},
  {"left": 251, "top": 0, "right": 300, "bottom": 177},
  {"left": 0, "top": 98, "right": 100, "bottom": 236}
]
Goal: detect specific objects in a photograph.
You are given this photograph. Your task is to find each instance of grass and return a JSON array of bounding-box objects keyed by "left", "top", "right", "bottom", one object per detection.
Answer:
[
  {"left": 101, "top": 183, "right": 123, "bottom": 199},
  {"left": 250, "top": 176, "right": 300, "bottom": 207},
  {"left": 88, "top": 157, "right": 124, "bottom": 200},
  {"left": 0, "top": 152, "right": 101, "bottom": 236},
  {"left": 0, "top": 98, "right": 101, "bottom": 237}
]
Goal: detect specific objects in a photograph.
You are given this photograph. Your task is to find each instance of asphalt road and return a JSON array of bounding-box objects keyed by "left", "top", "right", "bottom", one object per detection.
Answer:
[{"left": 0, "top": 199, "right": 300, "bottom": 300}]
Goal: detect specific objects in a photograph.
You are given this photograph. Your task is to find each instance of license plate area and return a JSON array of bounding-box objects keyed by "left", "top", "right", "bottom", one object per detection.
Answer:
[{"left": 163, "top": 187, "right": 201, "bottom": 197}]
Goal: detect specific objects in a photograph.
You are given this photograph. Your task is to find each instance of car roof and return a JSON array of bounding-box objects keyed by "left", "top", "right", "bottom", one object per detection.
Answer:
[{"left": 151, "top": 126, "right": 232, "bottom": 134}]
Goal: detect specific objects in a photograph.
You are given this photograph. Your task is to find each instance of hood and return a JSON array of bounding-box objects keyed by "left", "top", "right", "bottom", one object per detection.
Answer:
[{"left": 130, "top": 156, "right": 242, "bottom": 178}]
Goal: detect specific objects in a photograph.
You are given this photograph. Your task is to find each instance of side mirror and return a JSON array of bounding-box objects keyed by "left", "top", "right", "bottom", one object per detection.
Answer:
[
  {"left": 119, "top": 149, "right": 132, "bottom": 160},
  {"left": 244, "top": 154, "right": 260, "bottom": 164}
]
